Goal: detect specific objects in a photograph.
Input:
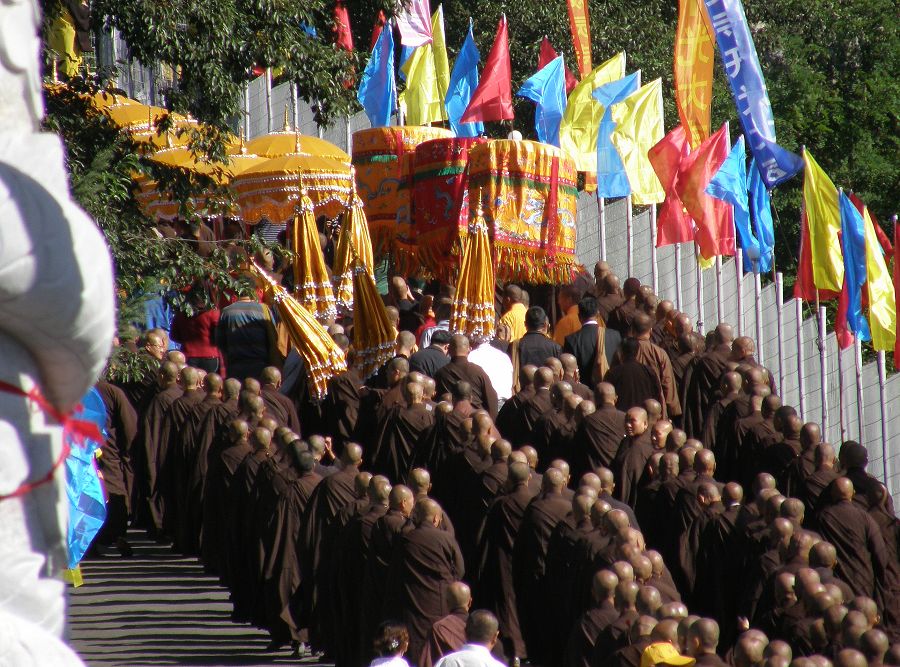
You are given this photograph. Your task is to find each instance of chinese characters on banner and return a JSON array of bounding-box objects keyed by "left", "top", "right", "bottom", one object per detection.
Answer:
[
  {"left": 674, "top": 0, "right": 714, "bottom": 149},
  {"left": 566, "top": 0, "right": 593, "bottom": 77}
]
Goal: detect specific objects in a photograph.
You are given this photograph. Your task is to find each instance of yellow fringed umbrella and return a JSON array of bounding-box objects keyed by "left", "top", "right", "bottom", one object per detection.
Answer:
[
  {"left": 292, "top": 182, "right": 338, "bottom": 324},
  {"left": 249, "top": 261, "right": 347, "bottom": 401},
  {"left": 352, "top": 261, "right": 397, "bottom": 380},
  {"left": 332, "top": 180, "right": 375, "bottom": 312},
  {"left": 246, "top": 129, "right": 351, "bottom": 162},
  {"left": 450, "top": 199, "right": 496, "bottom": 342}
]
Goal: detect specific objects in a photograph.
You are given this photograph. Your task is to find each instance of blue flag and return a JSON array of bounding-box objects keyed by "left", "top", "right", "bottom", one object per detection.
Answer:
[
  {"left": 706, "top": 135, "right": 761, "bottom": 271},
  {"left": 593, "top": 72, "right": 639, "bottom": 199},
  {"left": 66, "top": 388, "right": 108, "bottom": 569},
  {"left": 839, "top": 191, "right": 871, "bottom": 340},
  {"left": 748, "top": 158, "right": 774, "bottom": 273},
  {"left": 357, "top": 20, "right": 397, "bottom": 127},
  {"left": 398, "top": 45, "right": 416, "bottom": 81},
  {"left": 516, "top": 56, "right": 567, "bottom": 147},
  {"left": 445, "top": 23, "right": 483, "bottom": 138},
  {"left": 703, "top": 0, "right": 803, "bottom": 188}
]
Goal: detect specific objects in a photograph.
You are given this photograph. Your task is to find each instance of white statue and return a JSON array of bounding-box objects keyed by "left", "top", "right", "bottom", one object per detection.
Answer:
[{"left": 0, "top": 0, "right": 116, "bottom": 662}]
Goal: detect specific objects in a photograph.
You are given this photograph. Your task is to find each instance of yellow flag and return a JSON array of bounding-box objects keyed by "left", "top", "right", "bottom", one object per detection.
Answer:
[
  {"left": 862, "top": 206, "right": 896, "bottom": 351},
  {"left": 674, "top": 0, "right": 714, "bottom": 149},
  {"left": 609, "top": 78, "right": 665, "bottom": 205},
  {"left": 802, "top": 150, "right": 844, "bottom": 292},
  {"left": 399, "top": 6, "right": 450, "bottom": 125},
  {"left": 559, "top": 52, "right": 627, "bottom": 174}
]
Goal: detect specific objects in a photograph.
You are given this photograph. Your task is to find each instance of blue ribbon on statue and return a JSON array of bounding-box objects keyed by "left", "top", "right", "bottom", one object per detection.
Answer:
[
  {"left": 702, "top": 0, "right": 803, "bottom": 188},
  {"left": 65, "top": 387, "right": 108, "bottom": 569}
]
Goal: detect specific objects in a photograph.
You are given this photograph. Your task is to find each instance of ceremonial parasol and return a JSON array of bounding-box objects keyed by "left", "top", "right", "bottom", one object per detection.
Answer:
[
  {"left": 352, "top": 260, "right": 397, "bottom": 380},
  {"left": 291, "top": 181, "right": 338, "bottom": 323},
  {"left": 231, "top": 132, "right": 354, "bottom": 224},
  {"left": 332, "top": 177, "right": 376, "bottom": 312},
  {"left": 249, "top": 261, "right": 347, "bottom": 401},
  {"left": 450, "top": 197, "right": 496, "bottom": 342}
]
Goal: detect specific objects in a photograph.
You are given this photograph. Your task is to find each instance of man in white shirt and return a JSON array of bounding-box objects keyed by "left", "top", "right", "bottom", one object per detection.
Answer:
[
  {"left": 468, "top": 339, "right": 513, "bottom": 407},
  {"left": 434, "top": 610, "right": 506, "bottom": 667}
]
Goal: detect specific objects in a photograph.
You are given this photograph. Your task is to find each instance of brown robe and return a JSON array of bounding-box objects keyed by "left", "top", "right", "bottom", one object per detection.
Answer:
[
  {"left": 564, "top": 600, "right": 619, "bottom": 667},
  {"left": 603, "top": 360, "right": 662, "bottom": 413},
  {"left": 135, "top": 384, "right": 183, "bottom": 531},
  {"left": 712, "top": 394, "right": 754, "bottom": 482},
  {"left": 157, "top": 387, "right": 205, "bottom": 536},
  {"left": 370, "top": 403, "right": 435, "bottom": 482},
  {"left": 681, "top": 344, "right": 732, "bottom": 438},
  {"left": 95, "top": 381, "right": 137, "bottom": 503},
  {"left": 413, "top": 402, "right": 472, "bottom": 475},
  {"left": 325, "top": 368, "right": 362, "bottom": 450},
  {"left": 434, "top": 356, "right": 499, "bottom": 418},
  {"left": 573, "top": 405, "right": 626, "bottom": 479},
  {"left": 419, "top": 610, "right": 468, "bottom": 667},
  {"left": 333, "top": 502, "right": 388, "bottom": 667},
  {"left": 262, "top": 469, "right": 321, "bottom": 644},
  {"left": 702, "top": 393, "right": 737, "bottom": 453},
  {"left": 545, "top": 516, "right": 596, "bottom": 660},
  {"left": 496, "top": 386, "right": 535, "bottom": 445},
  {"left": 205, "top": 438, "right": 251, "bottom": 585},
  {"left": 476, "top": 485, "right": 535, "bottom": 658},
  {"left": 300, "top": 463, "right": 360, "bottom": 651},
  {"left": 631, "top": 339, "right": 680, "bottom": 418},
  {"left": 817, "top": 499, "right": 891, "bottom": 599},
  {"left": 262, "top": 386, "right": 301, "bottom": 433},
  {"left": 520, "top": 389, "right": 554, "bottom": 444},
  {"left": 611, "top": 431, "right": 655, "bottom": 509},
  {"left": 384, "top": 524, "right": 465, "bottom": 664},
  {"left": 513, "top": 492, "right": 572, "bottom": 663}
]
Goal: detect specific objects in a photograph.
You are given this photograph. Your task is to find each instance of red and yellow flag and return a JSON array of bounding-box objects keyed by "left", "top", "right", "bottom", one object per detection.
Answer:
[
  {"left": 674, "top": 0, "right": 714, "bottom": 149},
  {"left": 566, "top": 0, "right": 593, "bottom": 78}
]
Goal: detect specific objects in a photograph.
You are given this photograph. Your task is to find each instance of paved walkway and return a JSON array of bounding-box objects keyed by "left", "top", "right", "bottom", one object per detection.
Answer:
[{"left": 68, "top": 531, "right": 328, "bottom": 666}]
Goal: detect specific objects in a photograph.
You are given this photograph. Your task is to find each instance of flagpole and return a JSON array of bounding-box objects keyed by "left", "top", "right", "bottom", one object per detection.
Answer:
[
  {"left": 715, "top": 255, "right": 723, "bottom": 323},
  {"left": 695, "top": 244, "right": 705, "bottom": 335},
  {"left": 817, "top": 303, "right": 829, "bottom": 441},
  {"left": 265, "top": 67, "right": 273, "bottom": 133},
  {"left": 626, "top": 69, "right": 641, "bottom": 278},
  {"left": 854, "top": 337, "right": 865, "bottom": 444},
  {"left": 674, "top": 243, "right": 683, "bottom": 311},
  {"left": 598, "top": 197, "right": 607, "bottom": 260},
  {"left": 775, "top": 271, "right": 785, "bottom": 396},
  {"left": 754, "top": 269, "right": 764, "bottom": 365},
  {"left": 795, "top": 296, "right": 806, "bottom": 420},
  {"left": 735, "top": 252, "right": 744, "bottom": 336},
  {"left": 836, "top": 339, "right": 847, "bottom": 441},
  {"left": 650, "top": 204, "right": 659, "bottom": 294},
  {"left": 878, "top": 351, "right": 890, "bottom": 484},
  {"left": 291, "top": 81, "right": 299, "bottom": 130}
]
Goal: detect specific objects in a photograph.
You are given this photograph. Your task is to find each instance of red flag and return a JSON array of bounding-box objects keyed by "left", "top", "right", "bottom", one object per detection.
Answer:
[
  {"left": 674, "top": 123, "right": 735, "bottom": 259},
  {"left": 370, "top": 10, "right": 386, "bottom": 51},
  {"left": 648, "top": 125, "right": 695, "bottom": 247},
  {"left": 834, "top": 278, "right": 855, "bottom": 349},
  {"left": 334, "top": 1, "right": 354, "bottom": 51},
  {"left": 894, "top": 219, "right": 900, "bottom": 367},
  {"left": 794, "top": 211, "right": 840, "bottom": 301},
  {"left": 538, "top": 37, "right": 578, "bottom": 94},
  {"left": 565, "top": 0, "right": 593, "bottom": 77},
  {"left": 850, "top": 191, "right": 892, "bottom": 254},
  {"left": 460, "top": 16, "right": 514, "bottom": 123}
]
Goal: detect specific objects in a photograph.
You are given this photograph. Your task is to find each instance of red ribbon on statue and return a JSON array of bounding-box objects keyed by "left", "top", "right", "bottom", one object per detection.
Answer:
[{"left": 0, "top": 380, "right": 103, "bottom": 502}]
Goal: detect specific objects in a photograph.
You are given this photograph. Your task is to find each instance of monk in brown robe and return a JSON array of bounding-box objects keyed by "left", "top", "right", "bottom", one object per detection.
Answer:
[
  {"left": 355, "top": 357, "right": 409, "bottom": 442},
  {"left": 624, "top": 313, "right": 681, "bottom": 419},
  {"left": 803, "top": 443, "right": 840, "bottom": 511},
  {"left": 361, "top": 485, "right": 414, "bottom": 662},
  {"left": 332, "top": 476, "right": 391, "bottom": 667},
  {"left": 604, "top": 337, "right": 663, "bottom": 413},
  {"left": 564, "top": 569, "right": 620, "bottom": 667},
  {"left": 606, "top": 277, "right": 641, "bottom": 334},
  {"left": 419, "top": 582, "right": 472, "bottom": 667},
  {"left": 434, "top": 334, "right": 499, "bottom": 417},
  {"left": 513, "top": 467, "right": 572, "bottom": 663},
  {"left": 205, "top": 419, "right": 252, "bottom": 586},
  {"left": 573, "top": 382, "right": 625, "bottom": 478},
  {"left": 612, "top": 407, "right": 654, "bottom": 509},
  {"left": 300, "top": 442, "right": 364, "bottom": 653},
  {"left": 261, "top": 446, "right": 321, "bottom": 651},
  {"left": 260, "top": 366, "right": 301, "bottom": 433},
  {"left": 681, "top": 323, "right": 734, "bottom": 438},
  {"left": 519, "top": 367, "right": 555, "bottom": 444},
  {"left": 703, "top": 371, "right": 741, "bottom": 452},
  {"left": 370, "top": 380, "right": 435, "bottom": 482},
  {"left": 94, "top": 380, "right": 138, "bottom": 552},
  {"left": 135, "top": 361, "right": 183, "bottom": 536},
  {"left": 780, "top": 422, "right": 822, "bottom": 498},
  {"left": 475, "top": 461, "right": 534, "bottom": 659},
  {"left": 324, "top": 354, "right": 362, "bottom": 451},
  {"left": 531, "top": 382, "right": 572, "bottom": 458},
  {"left": 384, "top": 498, "right": 464, "bottom": 663},
  {"left": 496, "top": 365, "right": 537, "bottom": 443},
  {"left": 561, "top": 353, "right": 594, "bottom": 401},
  {"left": 816, "top": 477, "right": 892, "bottom": 600}
]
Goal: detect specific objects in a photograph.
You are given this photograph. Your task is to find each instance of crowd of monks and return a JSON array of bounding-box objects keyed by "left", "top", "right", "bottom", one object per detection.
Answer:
[{"left": 92, "top": 262, "right": 900, "bottom": 667}]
